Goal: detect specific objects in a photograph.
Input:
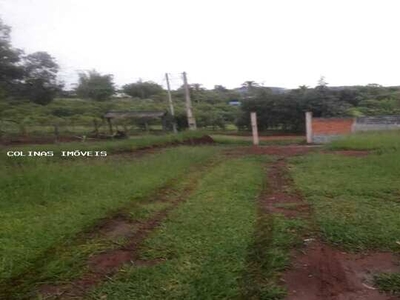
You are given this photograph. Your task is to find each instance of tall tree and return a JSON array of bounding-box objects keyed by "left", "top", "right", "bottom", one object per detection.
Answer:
[
  {"left": 191, "top": 83, "right": 203, "bottom": 91},
  {"left": 76, "top": 70, "right": 115, "bottom": 101},
  {"left": 0, "top": 18, "right": 23, "bottom": 98},
  {"left": 299, "top": 85, "right": 309, "bottom": 92},
  {"left": 316, "top": 76, "right": 328, "bottom": 90},
  {"left": 22, "top": 51, "right": 61, "bottom": 105},
  {"left": 122, "top": 80, "right": 163, "bottom": 99},
  {"left": 241, "top": 80, "right": 262, "bottom": 97},
  {"left": 214, "top": 85, "right": 228, "bottom": 92},
  {"left": 242, "top": 81, "right": 259, "bottom": 88}
]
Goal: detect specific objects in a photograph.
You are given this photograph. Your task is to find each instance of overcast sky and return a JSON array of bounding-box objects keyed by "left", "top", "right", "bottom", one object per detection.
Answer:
[{"left": 1, "top": 0, "right": 400, "bottom": 89}]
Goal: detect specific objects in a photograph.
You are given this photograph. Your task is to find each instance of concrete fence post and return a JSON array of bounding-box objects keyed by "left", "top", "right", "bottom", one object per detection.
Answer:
[
  {"left": 306, "top": 111, "right": 313, "bottom": 144},
  {"left": 351, "top": 117, "right": 357, "bottom": 133},
  {"left": 251, "top": 112, "right": 259, "bottom": 146}
]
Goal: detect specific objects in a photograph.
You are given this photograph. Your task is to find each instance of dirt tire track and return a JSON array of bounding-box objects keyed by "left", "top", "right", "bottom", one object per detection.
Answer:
[
  {"left": 260, "top": 156, "right": 399, "bottom": 300},
  {"left": 36, "top": 159, "right": 220, "bottom": 299},
  {"left": 261, "top": 158, "right": 312, "bottom": 218},
  {"left": 223, "top": 145, "right": 318, "bottom": 158},
  {"left": 1, "top": 159, "right": 217, "bottom": 300},
  {"left": 38, "top": 206, "right": 177, "bottom": 299},
  {"left": 223, "top": 145, "right": 371, "bottom": 158}
]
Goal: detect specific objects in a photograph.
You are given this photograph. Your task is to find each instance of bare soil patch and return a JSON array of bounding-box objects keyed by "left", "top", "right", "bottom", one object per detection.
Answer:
[
  {"left": 260, "top": 159, "right": 311, "bottom": 218},
  {"left": 224, "top": 145, "right": 372, "bottom": 159},
  {"left": 259, "top": 135, "right": 303, "bottom": 141},
  {"left": 87, "top": 213, "right": 134, "bottom": 240},
  {"left": 223, "top": 145, "right": 319, "bottom": 158},
  {"left": 284, "top": 242, "right": 399, "bottom": 300}
]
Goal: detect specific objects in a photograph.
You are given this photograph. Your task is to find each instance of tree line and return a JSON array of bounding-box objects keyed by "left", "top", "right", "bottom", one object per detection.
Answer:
[
  {"left": 0, "top": 18, "right": 61, "bottom": 105},
  {"left": 237, "top": 78, "right": 400, "bottom": 132}
]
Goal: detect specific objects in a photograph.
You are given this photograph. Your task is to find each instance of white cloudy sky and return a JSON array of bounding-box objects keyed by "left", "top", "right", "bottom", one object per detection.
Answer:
[{"left": 1, "top": 0, "right": 400, "bottom": 89}]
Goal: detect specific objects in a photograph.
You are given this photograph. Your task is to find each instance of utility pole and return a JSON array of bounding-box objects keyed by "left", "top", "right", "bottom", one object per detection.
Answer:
[
  {"left": 165, "top": 73, "right": 177, "bottom": 133},
  {"left": 182, "top": 72, "right": 197, "bottom": 130}
]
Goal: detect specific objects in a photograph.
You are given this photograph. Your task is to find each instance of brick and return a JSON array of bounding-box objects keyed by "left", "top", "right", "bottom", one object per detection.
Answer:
[{"left": 312, "top": 118, "right": 354, "bottom": 135}]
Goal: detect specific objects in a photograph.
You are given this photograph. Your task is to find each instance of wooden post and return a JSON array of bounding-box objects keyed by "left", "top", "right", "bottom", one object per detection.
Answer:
[
  {"left": 306, "top": 111, "right": 313, "bottom": 144},
  {"left": 251, "top": 112, "right": 259, "bottom": 146}
]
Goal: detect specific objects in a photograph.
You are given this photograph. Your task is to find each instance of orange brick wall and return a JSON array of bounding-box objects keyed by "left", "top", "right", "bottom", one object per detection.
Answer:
[{"left": 312, "top": 118, "right": 354, "bottom": 135}]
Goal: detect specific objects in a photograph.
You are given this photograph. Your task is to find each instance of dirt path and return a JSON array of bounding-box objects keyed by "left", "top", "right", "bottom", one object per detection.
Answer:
[
  {"left": 213, "top": 134, "right": 303, "bottom": 141},
  {"left": 223, "top": 145, "right": 319, "bottom": 158},
  {"left": 258, "top": 152, "right": 398, "bottom": 300},
  {"left": 223, "top": 145, "right": 373, "bottom": 158}
]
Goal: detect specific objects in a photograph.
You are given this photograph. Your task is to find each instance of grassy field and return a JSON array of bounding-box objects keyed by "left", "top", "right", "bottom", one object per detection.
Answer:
[
  {"left": 0, "top": 146, "right": 219, "bottom": 289},
  {"left": 1, "top": 142, "right": 305, "bottom": 299},
  {"left": 329, "top": 130, "right": 400, "bottom": 152},
  {"left": 290, "top": 133, "right": 400, "bottom": 294},
  {"left": 3, "top": 130, "right": 400, "bottom": 298},
  {"left": 290, "top": 153, "right": 400, "bottom": 250}
]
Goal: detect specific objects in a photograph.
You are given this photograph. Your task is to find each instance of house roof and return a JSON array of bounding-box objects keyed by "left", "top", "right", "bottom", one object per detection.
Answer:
[{"left": 104, "top": 110, "right": 167, "bottom": 119}]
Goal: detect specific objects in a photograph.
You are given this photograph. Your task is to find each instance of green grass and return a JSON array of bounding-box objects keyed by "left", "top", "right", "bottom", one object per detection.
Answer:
[
  {"left": 0, "top": 131, "right": 210, "bottom": 158},
  {"left": 293, "top": 132, "right": 400, "bottom": 294},
  {"left": 328, "top": 130, "right": 400, "bottom": 152},
  {"left": 211, "top": 134, "right": 304, "bottom": 146},
  {"left": 290, "top": 153, "right": 400, "bottom": 251},
  {"left": 21, "top": 203, "right": 179, "bottom": 300},
  {"left": 0, "top": 146, "right": 219, "bottom": 285},
  {"left": 90, "top": 157, "right": 265, "bottom": 299},
  {"left": 374, "top": 273, "right": 400, "bottom": 295}
]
